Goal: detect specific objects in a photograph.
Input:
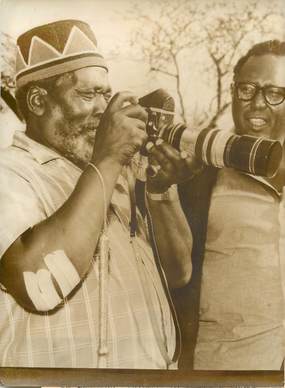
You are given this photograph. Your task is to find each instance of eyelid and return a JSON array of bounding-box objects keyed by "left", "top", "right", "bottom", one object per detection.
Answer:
[
  {"left": 77, "top": 89, "right": 112, "bottom": 97},
  {"left": 77, "top": 89, "right": 95, "bottom": 94},
  {"left": 238, "top": 82, "right": 285, "bottom": 92},
  {"left": 76, "top": 87, "right": 111, "bottom": 92},
  {"left": 267, "top": 86, "right": 285, "bottom": 92}
]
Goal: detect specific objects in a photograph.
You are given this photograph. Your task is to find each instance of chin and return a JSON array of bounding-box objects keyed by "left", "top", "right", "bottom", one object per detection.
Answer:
[
  {"left": 75, "top": 147, "right": 93, "bottom": 168},
  {"left": 60, "top": 140, "right": 93, "bottom": 168},
  {"left": 236, "top": 126, "right": 267, "bottom": 138},
  {"left": 247, "top": 130, "right": 269, "bottom": 138}
]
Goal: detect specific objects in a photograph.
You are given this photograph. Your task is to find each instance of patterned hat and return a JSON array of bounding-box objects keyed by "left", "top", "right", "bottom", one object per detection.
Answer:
[{"left": 16, "top": 19, "right": 108, "bottom": 89}]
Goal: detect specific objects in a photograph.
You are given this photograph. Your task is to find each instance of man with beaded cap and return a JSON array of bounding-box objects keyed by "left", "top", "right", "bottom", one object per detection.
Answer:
[{"left": 0, "top": 19, "right": 193, "bottom": 368}]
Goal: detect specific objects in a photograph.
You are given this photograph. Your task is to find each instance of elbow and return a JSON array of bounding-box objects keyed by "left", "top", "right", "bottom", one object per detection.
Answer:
[
  {"left": 0, "top": 253, "right": 64, "bottom": 314},
  {"left": 23, "top": 301, "right": 64, "bottom": 314},
  {"left": 169, "top": 270, "right": 192, "bottom": 289},
  {"left": 168, "top": 243, "right": 193, "bottom": 289},
  {"left": 0, "top": 273, "right": 60, "bottom": 314},
  {"left": 179, "top": 266, "right": 192, "bottom": 287},
  {"left": 168, "top": 262, "right": 192, "bottom": 289},
  {"left": 13, "top": 299, "right": 63, "bottom": 314}
]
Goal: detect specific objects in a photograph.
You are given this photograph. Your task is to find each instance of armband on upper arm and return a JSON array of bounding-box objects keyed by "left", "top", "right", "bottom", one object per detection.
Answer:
[
  {"left": 23, "top": 269, "right": 62, "bottom": 311},
  {"left": 23, "top": 250, "right": 81, "bottom": 312}
]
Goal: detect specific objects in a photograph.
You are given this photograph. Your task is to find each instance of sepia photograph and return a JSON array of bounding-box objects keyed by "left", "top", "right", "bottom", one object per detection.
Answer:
[{"left": 0, "top": 0, "right": 285, "bottom": 386}]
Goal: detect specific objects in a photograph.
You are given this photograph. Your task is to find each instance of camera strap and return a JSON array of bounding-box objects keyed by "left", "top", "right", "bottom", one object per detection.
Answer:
[{"left": 126, "top": 166, "right": 137, "bottom": 237}]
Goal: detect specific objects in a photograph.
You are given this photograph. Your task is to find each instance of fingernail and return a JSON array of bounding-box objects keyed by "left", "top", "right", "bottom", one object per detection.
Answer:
[
  {"left": 155, "top": 138, "right": 164, "bottom": 146},
  {"left": 145, "top": 141, "right": 154, "bottom": 152}
]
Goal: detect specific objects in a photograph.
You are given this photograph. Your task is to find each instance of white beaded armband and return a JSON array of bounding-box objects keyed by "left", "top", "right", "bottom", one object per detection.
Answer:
[{"left": 23, "top": 250, "right": 80, "bottom": 312}]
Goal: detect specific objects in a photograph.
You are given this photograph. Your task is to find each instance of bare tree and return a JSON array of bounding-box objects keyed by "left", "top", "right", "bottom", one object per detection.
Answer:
[
  {"left": 1, "top": 32, "right": 16, "bottom": 91},
  {"left": 130, "top": 0, "right": 284, "bottom": 128},
  {"left": 1, "top": 32, "right": 17, "bottom": 114},
  {"left": 129, "top": 0, "right": 205, "bottom": 123},
  {"left": 197, "top": 0, "right": 284, "bottom": 128}
]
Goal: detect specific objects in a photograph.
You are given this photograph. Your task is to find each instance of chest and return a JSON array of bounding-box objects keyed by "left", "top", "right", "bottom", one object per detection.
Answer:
[{"left": 207, "top": 170, "right": 284, "bottom": 249}]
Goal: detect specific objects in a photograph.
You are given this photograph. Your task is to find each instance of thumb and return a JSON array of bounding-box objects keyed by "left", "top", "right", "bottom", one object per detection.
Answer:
[{"left": 107, "top": 91, "right": 139, "bottom": 112}]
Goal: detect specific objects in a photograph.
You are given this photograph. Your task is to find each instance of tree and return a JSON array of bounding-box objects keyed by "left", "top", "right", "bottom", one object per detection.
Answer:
[
  {"left": 1, "top": 32, "right": 16, "bottom": 91},
  {"left": 1, "top": 32, "right": 17, "bottom": 114},
  {"left": 129, "top": 0, "right": 204, "bottom": 124},
  {"left": 129, "top": 0, "right": 285, "bottom": 128}
]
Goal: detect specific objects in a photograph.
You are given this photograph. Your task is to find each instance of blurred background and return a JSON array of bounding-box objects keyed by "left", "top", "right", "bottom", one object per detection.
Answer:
[{"left": 1, "top": 0, "right": 285, "bottom": 147}]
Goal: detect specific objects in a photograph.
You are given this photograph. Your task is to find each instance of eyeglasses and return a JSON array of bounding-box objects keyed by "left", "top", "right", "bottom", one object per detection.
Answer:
[{"left": 234, "top": 82, "right": 285, "bottom": 106}]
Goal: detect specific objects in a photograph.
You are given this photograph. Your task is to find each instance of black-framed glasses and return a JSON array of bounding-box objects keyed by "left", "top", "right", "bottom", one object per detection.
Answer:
[{"left": 233, "top": 81, "right": 285, "bottom": 106}]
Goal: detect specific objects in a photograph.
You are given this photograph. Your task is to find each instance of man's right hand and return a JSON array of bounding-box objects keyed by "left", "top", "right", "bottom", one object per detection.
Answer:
[{"left": 91, "top": 91, "right": 148, "bottom": 166}]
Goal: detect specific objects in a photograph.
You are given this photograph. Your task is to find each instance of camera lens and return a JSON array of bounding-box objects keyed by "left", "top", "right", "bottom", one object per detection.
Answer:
[{"left": 165, "top": 125, "right": 282, "bottom": 178}]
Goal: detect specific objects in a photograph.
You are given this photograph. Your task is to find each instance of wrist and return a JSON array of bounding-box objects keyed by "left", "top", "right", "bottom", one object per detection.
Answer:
[
  {"left": 90, "top": 156, "right": 122, "bottom": 175},
  {"left": 146, "top": 184, "right": 179, "bottom": 202},
  {"left": 146, "top": 180, "right": 170, "bottom": 194},
  {"left": 86, "top": 158, "right": 122, "bottom": 193}
]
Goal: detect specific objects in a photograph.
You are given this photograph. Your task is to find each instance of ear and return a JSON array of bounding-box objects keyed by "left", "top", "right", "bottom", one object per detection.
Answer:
[{"left": 27, "top": 86, "right": 47, "bottom": 116}]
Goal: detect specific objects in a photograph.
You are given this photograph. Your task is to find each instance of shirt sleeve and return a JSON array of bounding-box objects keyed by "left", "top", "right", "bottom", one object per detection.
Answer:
[{"left": 0, "top": 166, "right": 46, "bottom": 259}]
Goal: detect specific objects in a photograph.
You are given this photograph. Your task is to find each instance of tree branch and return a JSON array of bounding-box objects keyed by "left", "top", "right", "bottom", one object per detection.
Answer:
[{"left": 150, "top": 67, "right": 177, "bottom": 78}]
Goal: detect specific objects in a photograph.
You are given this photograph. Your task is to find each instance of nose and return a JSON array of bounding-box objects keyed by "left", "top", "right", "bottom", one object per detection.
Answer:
[
  {"left": 92, "top": 94, "right": 108, "bottom": 115},
  {"left": 251, "top": 89, "right": 267, "bottom": 109}
]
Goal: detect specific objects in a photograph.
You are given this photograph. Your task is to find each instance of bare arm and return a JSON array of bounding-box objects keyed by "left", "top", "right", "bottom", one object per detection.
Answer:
[
  {"left": 0, "top": 92, "right": 147, "bottom": 312},
  {"left": 145, "top": 140, "right": 196, "bottom": 289},
  {"left": 146, "top": 190, "right": 193, "bottom": 289}
]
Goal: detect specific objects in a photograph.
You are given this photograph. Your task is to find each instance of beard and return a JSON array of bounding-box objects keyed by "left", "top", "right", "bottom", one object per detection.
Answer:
[{"left": 54, "top": 119, "right": 98, "bottom": 169}]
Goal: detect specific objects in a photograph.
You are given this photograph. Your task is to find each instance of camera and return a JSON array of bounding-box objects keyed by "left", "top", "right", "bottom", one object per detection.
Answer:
[{"left": 137, "top": 89, "right": 282, "bottom": 178}]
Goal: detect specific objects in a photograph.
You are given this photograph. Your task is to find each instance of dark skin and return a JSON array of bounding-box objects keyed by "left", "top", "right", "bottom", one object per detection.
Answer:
[
  {"left": 0, "top": 67, "right": 193, "bottom": 312},
  {"left": 232, "top": 53, "right": 285, "bottom": 191}
]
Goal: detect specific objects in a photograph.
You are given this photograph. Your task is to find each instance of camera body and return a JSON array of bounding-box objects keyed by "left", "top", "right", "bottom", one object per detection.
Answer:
[
  {"left": 138, "top": 89, "right": 282, "bottom": 178},
  {"left": 138, "top": 89, "right": 176, "bottom": 149}
]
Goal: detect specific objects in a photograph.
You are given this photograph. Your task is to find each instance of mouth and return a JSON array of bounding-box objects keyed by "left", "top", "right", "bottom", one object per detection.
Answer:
[
  {"left": 83, "top": 121, "right": 98, "bottom": 132},
  {"left": 86, "top": 129, "right": 96, "bottom": 141},
  {"left": 246, "top": 117, "right": 269, "bottom": 132},
  {"left": 86, "top": 127, "right": 97, "bottom": 134}
]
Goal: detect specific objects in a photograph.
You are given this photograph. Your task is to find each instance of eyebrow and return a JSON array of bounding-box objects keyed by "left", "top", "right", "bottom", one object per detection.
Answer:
[
  {"left": 237, "top": 81, "right": 285, "bottom": 89},
  {"left": 76, "top": 87, "right": 112, "bottom": 93}
]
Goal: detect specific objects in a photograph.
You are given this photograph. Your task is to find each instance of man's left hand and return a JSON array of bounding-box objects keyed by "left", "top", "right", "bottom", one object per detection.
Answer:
[{"left": 146, "top": 139, "right": 203, "bottom": 193}]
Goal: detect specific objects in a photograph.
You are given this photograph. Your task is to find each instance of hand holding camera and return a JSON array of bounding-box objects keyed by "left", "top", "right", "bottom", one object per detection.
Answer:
[
  {"left": 135, "top": 89, "right": 283, "bottom": 185},
  {"left": 92, "top": 91, "right": 148, "bottom": 167},
  {"left": 145, "top": 138, "right": 203, "bottom": 193}
]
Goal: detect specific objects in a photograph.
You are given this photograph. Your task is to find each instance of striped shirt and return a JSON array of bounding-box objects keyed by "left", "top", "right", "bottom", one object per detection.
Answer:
[
  {"left": 194, "top": 168, "right": 285, "bottom": 370},
  {"left": 0, "top": 131, "right": 176, "bottom": 369}
]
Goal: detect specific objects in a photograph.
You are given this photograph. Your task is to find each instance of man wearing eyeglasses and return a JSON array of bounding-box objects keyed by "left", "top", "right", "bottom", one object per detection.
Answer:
[{"left": 179, "top": 40, "right": 285, "bottom": 370}]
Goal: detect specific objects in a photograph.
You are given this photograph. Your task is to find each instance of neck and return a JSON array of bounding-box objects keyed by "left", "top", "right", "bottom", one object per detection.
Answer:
[{"left": 25, "top": 119, "right": 43, "bottom": 144}]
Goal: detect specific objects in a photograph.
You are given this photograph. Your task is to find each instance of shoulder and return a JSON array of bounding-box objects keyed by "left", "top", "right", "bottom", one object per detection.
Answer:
[
  {"left": 0, "top": 148, "right": 46, "bottom": 258},
  {"left": 0, "top": 142, "right": 37, "bottom": 170}
]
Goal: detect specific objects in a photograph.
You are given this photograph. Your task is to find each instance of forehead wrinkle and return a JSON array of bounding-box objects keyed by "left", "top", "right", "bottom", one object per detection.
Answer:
[
  {"left": 55, "top": 72, "right": 77, "bottom": 88},
  {"left": 74, "top": 67, "right": 109, "bottom": 89}
]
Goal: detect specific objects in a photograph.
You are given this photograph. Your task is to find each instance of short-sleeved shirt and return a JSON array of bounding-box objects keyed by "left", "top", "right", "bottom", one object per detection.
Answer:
[
  {"left": 0, "top": 131, "right": 176, "bottom": 369},
  {"left": 194, "top": 168, "right": 285, "bottom": 370}
]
